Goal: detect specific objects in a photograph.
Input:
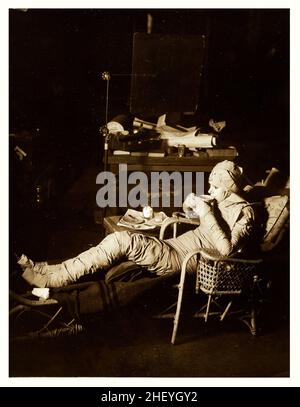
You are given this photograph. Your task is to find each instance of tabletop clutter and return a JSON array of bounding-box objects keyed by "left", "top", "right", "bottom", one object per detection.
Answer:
[{"left": 117, "top": 207, "right": 168, "bottom": 230}]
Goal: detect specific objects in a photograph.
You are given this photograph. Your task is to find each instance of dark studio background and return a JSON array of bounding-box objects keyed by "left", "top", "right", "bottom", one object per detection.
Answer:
[
  {"left": 9, "top": 9, "right": 289, "bottom": 259},
  {"left": 9, "top": 8, "right": 289, "bottom": 161},
  {"left": 8, "top": 8, "right": 291, "bottom": 379}
]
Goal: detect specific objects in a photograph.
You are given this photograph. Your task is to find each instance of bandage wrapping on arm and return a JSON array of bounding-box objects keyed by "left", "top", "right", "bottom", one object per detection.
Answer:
[
  {"left": 202, "top": 212, "right": 232, "bottom": 256},
  {"left": 202, "top": 206, "right": 254, "bottom": 256}
]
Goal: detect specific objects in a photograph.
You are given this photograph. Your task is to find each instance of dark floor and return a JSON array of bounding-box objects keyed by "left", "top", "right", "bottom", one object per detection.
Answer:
[{"left": 9, "top": 167, "right": 290, "bottom": 378}]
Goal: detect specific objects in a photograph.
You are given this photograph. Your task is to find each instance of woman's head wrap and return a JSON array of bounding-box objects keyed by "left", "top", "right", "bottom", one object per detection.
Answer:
[{"left": 209, "top": 160, "right": 243, "bottom": 193}]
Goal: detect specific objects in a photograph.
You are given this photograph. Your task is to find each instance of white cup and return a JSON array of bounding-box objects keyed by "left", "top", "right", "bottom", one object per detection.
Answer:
[{"left": 143, "top": 205, "right": 154, "bottom": 220}]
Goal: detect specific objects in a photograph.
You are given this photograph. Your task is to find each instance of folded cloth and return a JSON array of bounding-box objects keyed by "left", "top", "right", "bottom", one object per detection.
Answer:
[{"left": 32, "top": 288, "right": 50, "bottom": 300}]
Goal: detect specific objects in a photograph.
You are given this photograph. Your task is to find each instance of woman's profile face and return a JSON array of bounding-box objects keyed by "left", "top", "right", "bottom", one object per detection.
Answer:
[{"left": 208, "top": 184, "right": 229, "bottom": 202}]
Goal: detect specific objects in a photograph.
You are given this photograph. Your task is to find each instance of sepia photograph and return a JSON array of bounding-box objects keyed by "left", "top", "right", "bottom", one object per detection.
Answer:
[{"left": 6, "top": 5, "right": 293, "bottom": 383}]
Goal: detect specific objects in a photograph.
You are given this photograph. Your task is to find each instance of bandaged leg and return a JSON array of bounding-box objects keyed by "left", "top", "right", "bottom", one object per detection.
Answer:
[{"left": 19, "top": 231, "right": 133, "bottom": 288}]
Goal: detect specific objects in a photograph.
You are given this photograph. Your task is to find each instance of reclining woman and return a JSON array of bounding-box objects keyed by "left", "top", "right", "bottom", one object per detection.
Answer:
[{"left": 17, "top": 160, "right": 256, "bottom": 289}]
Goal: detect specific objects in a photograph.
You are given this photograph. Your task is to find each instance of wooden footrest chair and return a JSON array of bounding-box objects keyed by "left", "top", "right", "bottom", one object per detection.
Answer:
[{"left": 9, "top": 273, "right": 84, "bottom": 342}]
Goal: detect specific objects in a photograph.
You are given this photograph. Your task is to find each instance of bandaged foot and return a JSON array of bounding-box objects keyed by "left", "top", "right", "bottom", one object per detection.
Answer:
[
  {"left": 17, "top": 254, "right": 34, "bottom": 269},
  {"left": 17, "top": 251, "right": 101, "bottom": 288},
  {"left": 17, "top": 254, "right": 48, "bottom": 273},
  {"left": 17, "top": 232, "right": 131, "bottom": 288},
  {"left": 17, "top": 254, "right": 54, "bottom": 287}
]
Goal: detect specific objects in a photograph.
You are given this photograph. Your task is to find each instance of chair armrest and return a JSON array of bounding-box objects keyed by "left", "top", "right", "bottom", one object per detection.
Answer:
[{"left": 159, "top": 213, "right": 200, "bottom": 239}]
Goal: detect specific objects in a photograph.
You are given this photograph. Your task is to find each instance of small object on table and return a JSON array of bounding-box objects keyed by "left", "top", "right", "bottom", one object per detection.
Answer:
[
  {"left": 177, "top": 144, "right": 186, "bottom": 158},
  {"left": 143, "top": 205, "right": 154, "bottom": 220}
]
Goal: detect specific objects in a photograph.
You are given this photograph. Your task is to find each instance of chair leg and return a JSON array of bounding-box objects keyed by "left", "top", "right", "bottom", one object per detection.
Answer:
[
  {"left": 239, "top": 306, "right": 257, "bottom": 336},
  {"left": 171, "top": 250, "right": 202, "bottom": 344},
  {"left": 205, "top": 294, "right": 212, "bottom": 322},
  {"left": 171, "top": 266, "right": 188, "bottom": 345},
  {"left": 250, "top": 308, "right": 257, "bottom": 336},
  {"left": 220, "top": 300, "right": 233, "bottom": 321}
]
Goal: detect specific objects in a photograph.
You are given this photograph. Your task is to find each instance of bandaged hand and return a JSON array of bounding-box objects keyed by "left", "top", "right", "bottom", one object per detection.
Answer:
[
  {"left": 194, "top": 199, "right": 211, "bottom": 218},
  {"left": 183, "top": 193, "right": 212, "bottom": 218},
  {"left": 183, "top": 193, "right": 197, "bottom": 212},
  {"left": 182, "top": 193, "right": 200, "bottom": 218}
]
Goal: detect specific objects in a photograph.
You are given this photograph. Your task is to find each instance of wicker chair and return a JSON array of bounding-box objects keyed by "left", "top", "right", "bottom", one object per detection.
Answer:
[{"left": 159, "top": 192, "right": 289, "bottom": 345}]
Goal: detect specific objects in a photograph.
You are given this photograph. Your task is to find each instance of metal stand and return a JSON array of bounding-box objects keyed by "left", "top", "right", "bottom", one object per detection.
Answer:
[
  {"left": 101, "top": 71, "right": 111, "bottom": 173},
  {"left": 99, "top": 71, "right": 111, "bottom": 220}
]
